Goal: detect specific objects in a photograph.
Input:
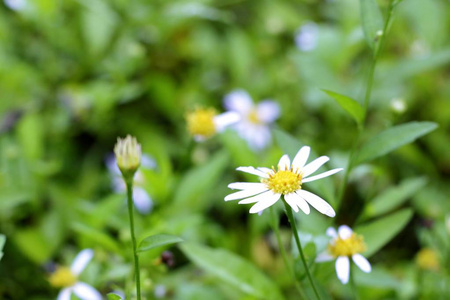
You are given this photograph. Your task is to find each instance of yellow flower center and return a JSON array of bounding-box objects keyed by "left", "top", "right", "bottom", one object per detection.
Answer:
[
  {"left": 328, "top": 233, "right": 367, "bottom": 257},
  {"left": 186, "top": 108, "right": 217, "bottom": 138},
  {"left": 48, "top": 266, "right": 77, "bottom": 288},
  {"left": 416, "top": 248, "right": 440, "bottom": 271},
  {"left": 263, "top": 167, "right": 302, "bottom": 195},
  {"left": 248, "top": 109, "right": 261, "bottom": 124}
]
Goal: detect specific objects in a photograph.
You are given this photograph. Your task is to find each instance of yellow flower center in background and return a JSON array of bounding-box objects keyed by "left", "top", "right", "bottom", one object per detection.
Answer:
[
  {"left": 48, "top": 266, "right": 77, "bottom": 288},
  {"left": 263, "top": 168, "right": 302, "bottom": 195},
  {"left": 248, "top": 109, "right": 261, "bottom": 124},
  {"left": 416, "top": 248, "right": 440, "bottom": 271},
  {"left": 186, "top": 108, "right": 217, "bottom": 138},
  {"left": 328, "top": 233, "right": 367, "bottom": 257}
]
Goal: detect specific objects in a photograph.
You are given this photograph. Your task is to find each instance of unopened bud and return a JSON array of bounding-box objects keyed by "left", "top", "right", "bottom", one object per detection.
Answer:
[{"left": 114, "top": 135, "right": 141, "bottom": 180}]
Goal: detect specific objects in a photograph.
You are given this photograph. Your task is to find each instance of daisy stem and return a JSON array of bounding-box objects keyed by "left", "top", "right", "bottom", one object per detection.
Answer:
[
  {"left": 269, "top": 207, "right": 307, "bottom": 299},
  {"left": 126, "top": 180, "right": 141, "bottom": 300},
  {"left": 283, "top": 201, "right": 321, "bottom": 300},
  {"left": 349, "top": 263, "right": 359, "bottom": 300}
]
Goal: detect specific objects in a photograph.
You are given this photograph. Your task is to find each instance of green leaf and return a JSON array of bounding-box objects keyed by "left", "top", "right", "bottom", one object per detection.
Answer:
[
  {"left": 359, "top": 0, "right": 384, "bottom": 49},
  {"left": 72, "top": 222, "right": 121, "bottom": 254},
  {"left": 107, "top": 293, "right": 123, "bottom": 300},
  {"left": 180, "top": 243, "right": 284, "bottom": 300},
  {"left": 138, "top": 234, "right": 183, "bottom": 253},
  {"left": 13, "top": 228, "right": 51, "bottom": 263},
  {"left": 322, "top": 89, "right": 364, "bottom": 125},
  {"left": 355, "top": 209, "right": 413, "bottom": 257},
  {"left": 354, "top": 121, "right": 438, "bottom": 165},
  {"left": 173, "top": 150, "right": 229, "bottom": 210},
  {"left": 0, "top": 234, "right": 5, "bottom": 261},
  {"left": 273, "top": 128, "right": 304, "bottom": 158},
  {"left": 362, "top": 177, "right": 427, "bottom": 219}
]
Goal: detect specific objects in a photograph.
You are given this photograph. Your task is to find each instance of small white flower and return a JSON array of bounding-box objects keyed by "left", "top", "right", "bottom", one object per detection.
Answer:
[
  {"left": 225, "top": 146, "right": 342, "bottom": 215},
  {"left": 186, "top": 107, "right": 240, "bottom": 141},
  {"left": 224, "top": 90, "right": 280, "bottom": 150},
  {"left": 4, "top": 0, "right": 27, "bottom": 11},
  {"left": 316, "top": 225, "right": 371, "bottom": 284},
  {"left": 106, "top": 153, "right": 156, "bottom": 214},
  {"left": 295, "top": 22, "right": 319, "bottom": 52},
  {"left": 49, "top": 249, "right": 102, "bottom": 300}
]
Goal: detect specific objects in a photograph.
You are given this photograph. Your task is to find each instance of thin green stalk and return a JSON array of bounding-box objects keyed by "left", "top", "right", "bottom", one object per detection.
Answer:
[
  {"left": 126, "top": 181, "right": 141, "bottom": 300},
  {"left": 337, "top": 0, "right": 397, "bottom": 208},
  {"left": 283, "top": 201, "right": 321, "bottom": 300},
  {"left": 269, "top": 207, "right": 306, "bottom": 299},
  {"left": 349, "top": 263, "right": 359, "bottom": 300}
]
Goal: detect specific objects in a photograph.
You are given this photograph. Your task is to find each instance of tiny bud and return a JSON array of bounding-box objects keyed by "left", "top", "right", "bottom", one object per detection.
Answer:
[
  {"left": 114, "top": 135, "right": 141, "bottom": 181},
  {"left": 390, "top": 98, "right": 407, "bottom": 114},
  {"left": 374, "top": 30, "right": 383, "bottom": 42}
]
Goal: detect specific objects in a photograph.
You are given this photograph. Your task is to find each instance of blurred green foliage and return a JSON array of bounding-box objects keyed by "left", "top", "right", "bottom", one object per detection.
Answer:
[{"left": 1, "top": 0, "right": 450, "bottom": 299}]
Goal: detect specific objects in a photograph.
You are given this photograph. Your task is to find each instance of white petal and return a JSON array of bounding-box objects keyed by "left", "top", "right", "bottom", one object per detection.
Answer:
[
  {"left": 225, "top": 186, "right": 268, "bottom": 201},
  {"left": 302, "top": 168, "right": 343, "bottom": 183},
  {"left": 72, "top": 282, "right": 102, "bottom": 300},
  {"left": 57, "top": 288, "right": 72, "bottom": 300},
  {"left": 292, "top": 146, "right": 310, "bottom": 171},
  {"left": 238, "top": 190, "right": 280, "bottom": 204},
  {"left": 105, "top": 154, "right": 121, "bottom": 175},
  {"left": 302, "top": 156, "right": 329, "bottom": 178},
  {"left": 285, "top": 193, "right": 310, "bottom": 215},
  {"left": 352, "top": 254, "right": 371, "bottom": 273},
  {"left": 256, "top": 100, "right": 280, "bottom": 123},
  {"left": 223, "top": 89, "right": 253, "bottom": 114},
  {"left": 338, "top": 225, "right": 353, "bottom": 239},
  {"left": 296, "top": 190, "right": 335, "bottom": 217},
  {"left": 284, "top": 193, "right": 299, "bottom": 212},
  {"left": 316, "top": 252, "right": 334, "bottom": 262},
  {"left": 133, "top": 187, "right": 153, "bottom": 214},
  {"left": 141, "top": 154, "right": 157, "bottom": 169},
  {"left": 257, "top": 167, "right": 274, "bottom": 174},
  {"left": 326, "top": 227, "right": 338, "bottom": 238},
  {"left": 71, "top": 249, "right": 93, "bottom": 276},
  {"left": 336, "top": 256, "right": 350, "bottom": 284},
  {"left": 277, "top": 154, "right": 291, "bottom": 171},
  {"left": 246, "top": 126, "right": 271, "bottom": 150},
  {"left": 228, "top": 182, "right": 266, "bottom": 190},
  {"left": 248, "top": 192, "right": 280, "bottom": 214},
  {"left": 214, "top": 112, "right": 240, "bottom": 132},
  {"left": 236, "top": 166, "right": 270, "bottom": 178}
]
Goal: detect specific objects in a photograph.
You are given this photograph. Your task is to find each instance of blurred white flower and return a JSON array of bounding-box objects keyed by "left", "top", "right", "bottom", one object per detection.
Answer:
[
  {"left": 107, "top": 153, "right": 156, "bottom": 214},
  {"left": 316, "top": 225, "right": 371, "bottom": 284},
  {"left": 49, "top": 249, "right": 102, "bottom": 300},
  {"left": 390, "top": 97, "right": 407, "bottom": 114},
  {"left": 186, "top": 107, "right": 240, "bottom": 141},
  {"left": 295, "top": 22, "right": 319, "bottom": 52},
  {"left": 225, "top": 146, "right": 342, "bottom": 215},
  {"left": 4, "top": 0, "right": 27, "bottom": 11},
  {"left": 224, "top": 90, "right": 280, "bottom": 150}
]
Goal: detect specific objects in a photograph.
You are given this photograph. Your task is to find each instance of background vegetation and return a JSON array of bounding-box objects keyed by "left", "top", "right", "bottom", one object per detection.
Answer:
[{"left": 0, "top": 0, "right": 449, "bottom": 299}]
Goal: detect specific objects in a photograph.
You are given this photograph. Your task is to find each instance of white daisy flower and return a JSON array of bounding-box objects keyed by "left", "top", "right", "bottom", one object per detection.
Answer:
[
  {"left": 224, "top": 90, "right": 280, "bottom": 150},
  {"left": 295, "top": 22, "right": 319, "bottom": 52},
  {"left": 186, "top": 107, "right": 240, "bottom": 141},
  {"left": 49, "top": 249, "right": 102, "bottom": 300},
  {"left": 316, "top": 225, "right": 371, "bottom": 284},
  {"left": 225, "top": 146, "right": 342, "bottom": 215},
  {"left": 106, "top": 153, "right": 156, "bottom": 214}
]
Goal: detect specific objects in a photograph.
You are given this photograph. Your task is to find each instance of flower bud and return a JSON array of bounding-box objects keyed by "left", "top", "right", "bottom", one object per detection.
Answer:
[{"left": 114, "top": 135, "right": 141, "bottom": 181}]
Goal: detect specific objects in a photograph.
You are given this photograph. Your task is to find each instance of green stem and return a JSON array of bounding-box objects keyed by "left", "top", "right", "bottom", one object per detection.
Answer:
[
  {"left": 349, "top": 263, "right": 359, "bottom": 300},
  {"left": 269, "top": 207, "right": 307, "bottom": 299},
  {"left": 283, "top": 201, "right": 321, "bottom": 300},
  {"left": 126, "top": 181, "right": 141, "bottom": 300},
  {"left": 337, "top": 0, "right": 397, "bottom": 208}
]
